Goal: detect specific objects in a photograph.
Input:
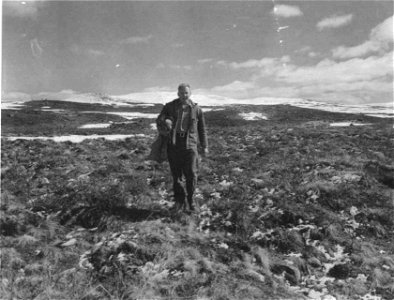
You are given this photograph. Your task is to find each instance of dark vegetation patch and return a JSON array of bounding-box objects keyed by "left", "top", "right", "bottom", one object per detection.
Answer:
[
  {"left": 1, "top": 99, "right": 160, "bottom": 136},
  {"left": 1, "top": 101, "right": 393, "bottom": 299}
]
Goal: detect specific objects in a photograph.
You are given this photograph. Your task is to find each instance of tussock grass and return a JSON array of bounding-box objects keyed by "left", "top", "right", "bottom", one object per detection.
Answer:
[{"left": 1, "top": 104, "right": 393, "bottom": 299}]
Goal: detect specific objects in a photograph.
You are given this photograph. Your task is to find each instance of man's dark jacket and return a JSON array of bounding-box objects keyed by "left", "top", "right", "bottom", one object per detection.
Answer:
[
  {"left": 157, "top": 98, "right": 208, "bottom": 150},
  {"left": 147, "top": 99, "right": 208, "bottom": 162}
]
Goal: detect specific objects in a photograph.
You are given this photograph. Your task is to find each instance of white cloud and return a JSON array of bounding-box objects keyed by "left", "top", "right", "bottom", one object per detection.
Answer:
[
  {"left": 277, "top": 52, "right": 392, "bottom": 84},
  {"left": 332, "top": 16, "right": 393, "bottom": 59},
  {"left": 206, "top": 49, "right": 393, "bottom": 104},
  {"left": 1, "top": 92, "right": 32, "bottom": 102},
  {"left": 227, "top": 57, "right": 278, "bottom": 69},
  {"left": 272, "top": 5, "right": 303, "bottom": 18},
  {"left": 143, "top": 86, "right": 172, "bottom": 92},
  {"left": 35, "top": 90, "right": 78, "bottom": 101},
  {"left": 317, "top": 14, "right": 353, "bottom": 30},
  {"left": 370, "top": 15, "right": 394, "bottom": 43},
  {"left": 3, "top": 1, "right": 42, "bottom": 18},
  {"left": 218, "top": 56, "right": 290, "bottom": 78},
  {"left": 332, "top": 41, "right": 382, "bottom": 59},
  {"left": 34, "top": 90, "right": 116, "bottom": 104},
  {"left": 211, "top": 81, "right": 256, "bottom": 98},
  {"left": 120, "top": 35, "right": 153, "bottom": 45},
  {"left": 219, "top": 56, "right": 290, "bottom": 69},
  {"left": 212, "top": 84, "right": 299, "bottom": 100}
]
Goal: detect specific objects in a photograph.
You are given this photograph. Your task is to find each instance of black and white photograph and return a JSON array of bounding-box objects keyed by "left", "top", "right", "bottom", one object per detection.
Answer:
[{"left": 1, "top": 0, "right": 393, "bottom": 299}]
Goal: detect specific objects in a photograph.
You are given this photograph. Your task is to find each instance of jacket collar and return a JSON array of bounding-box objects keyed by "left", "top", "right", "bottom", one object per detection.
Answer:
[{"left": 176, "top": 98, "right": 195, "bottom": 106}]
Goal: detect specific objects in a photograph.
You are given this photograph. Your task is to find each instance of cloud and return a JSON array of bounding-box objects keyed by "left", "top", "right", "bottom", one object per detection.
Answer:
[
  {"left": 143, "top": 86, "right": 172, "bottom": 92},
  {"left": 272, "top": 5, "right": 303, "bottom": 18},
  {"left": 317, "top": 14, "right": 353, "bottom": 30},
  {"left": 332, "top": 41, "right": 382, "bottom": 59},
  {"left": 120, "top": 35, "right": 153, "bottom": 45},
  {"left": 3, "top": 1, "right": 44, "bottom": 19},
  {"left": 217, "top": 56, "right": 290, "bottom": 77},
  {"left": 277, "top": 53, "right": 392, "bottom": 84},
  {"left": 1, "top": 92, "right": 32, "bottom": 102},
  {"left": 35, "top": 90, "right": 77, "bottom": 101},
  {"left": 211, "top": 81, "right": 256, "bottom": 98},
  {"left": 226, "top": 57, "right": 280, "bottom": 69},
  {"left": 370, "top": 16, "right": 394, "bottom": 43},
  {"left": 332, "top": 16, "right": 393, "bottom": 59},
  {"left": 206, "top": 50, "right": 393, "bottom": 104}
]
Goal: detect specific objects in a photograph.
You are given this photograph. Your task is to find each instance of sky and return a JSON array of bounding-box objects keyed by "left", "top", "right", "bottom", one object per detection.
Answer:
[{"left": 1, "top": 0, "right": 393, "bottom": 104}]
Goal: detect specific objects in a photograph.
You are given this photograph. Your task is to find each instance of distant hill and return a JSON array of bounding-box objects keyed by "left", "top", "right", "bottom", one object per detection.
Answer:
[{"left": 2, "top": 90, "right": 393, "bottom": 118}]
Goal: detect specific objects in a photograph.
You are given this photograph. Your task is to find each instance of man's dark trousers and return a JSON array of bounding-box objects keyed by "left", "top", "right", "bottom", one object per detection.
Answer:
[{"left": 167, "top": 135, "right": 198, "bottom": 210}]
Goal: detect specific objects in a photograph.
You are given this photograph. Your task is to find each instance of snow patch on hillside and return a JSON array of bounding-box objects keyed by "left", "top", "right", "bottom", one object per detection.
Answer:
[
  {"left": 78, "top": 123, "right": 112, "bottom": 129},
  {"left": 329, "top": 122, "right": 372, "bottom": 127},
  {"left": 239, "top": 112, "right": 268, "bottom": 120},
  {"left": 80, "top": 111, "right": 157, "bottom": 120},
  {"left": 1, "top": 102, "right": 26, "bottom": 110},
  {"left": 6, "top": 134, "right": 148, "bottom": 143}
]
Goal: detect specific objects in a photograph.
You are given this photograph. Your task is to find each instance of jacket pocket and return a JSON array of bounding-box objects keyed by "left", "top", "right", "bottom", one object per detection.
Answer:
[{"left": 189, "top": 118, "right": 197, "bottom": 133}]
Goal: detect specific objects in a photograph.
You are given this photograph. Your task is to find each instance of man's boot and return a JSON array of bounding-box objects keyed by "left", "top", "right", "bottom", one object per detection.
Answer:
[
  {"left": 173, "top": 195, "right": 186, "bottom": 212},
  {"left": 187, "top": 196, "right": 195, "bottom": 212}
]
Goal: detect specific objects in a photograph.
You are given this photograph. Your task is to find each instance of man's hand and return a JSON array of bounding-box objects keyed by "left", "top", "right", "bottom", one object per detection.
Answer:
[
  {"left": 165, "top": 119, "right": 173, "bottom": 130},
  {"left": 201, "top": 148, "right": 209, "bottom": 158},
  {"left": 158, "top": 119, "right": 172, "bottom": 136}
]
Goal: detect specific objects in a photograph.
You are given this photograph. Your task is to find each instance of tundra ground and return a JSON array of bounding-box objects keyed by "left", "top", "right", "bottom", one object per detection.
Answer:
[{"left": 1, "top": 100, "right": 393, "bottom": 299}]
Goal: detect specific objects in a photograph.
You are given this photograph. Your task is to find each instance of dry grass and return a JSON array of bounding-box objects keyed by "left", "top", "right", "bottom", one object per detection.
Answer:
[{"left": 1, "top": 102, "right": 393, "bottom": 299}]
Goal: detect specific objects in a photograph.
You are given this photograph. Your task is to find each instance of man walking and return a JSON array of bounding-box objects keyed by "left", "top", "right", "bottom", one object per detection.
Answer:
[{"left": 156, "top": 84, "right": 208, "bottom": 212}]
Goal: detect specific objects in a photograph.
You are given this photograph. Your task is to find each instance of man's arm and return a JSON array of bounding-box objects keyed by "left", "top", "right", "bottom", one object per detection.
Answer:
[
  {"left": 197, "top": 107, "right": 208, "bottom": 154},
  {"left": 156, "top": 104, "right": 173, "bottom": 136}
]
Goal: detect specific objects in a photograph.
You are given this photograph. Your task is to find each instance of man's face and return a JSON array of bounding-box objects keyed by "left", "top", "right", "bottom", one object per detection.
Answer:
[{"left": 178, "top": 87, "right": 191, "bottom": 101}]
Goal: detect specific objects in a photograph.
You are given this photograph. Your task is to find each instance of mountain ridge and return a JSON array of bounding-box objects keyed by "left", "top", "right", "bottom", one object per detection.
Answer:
[{"left": 2, "top": 91, "right": 393, "bottom": 118}]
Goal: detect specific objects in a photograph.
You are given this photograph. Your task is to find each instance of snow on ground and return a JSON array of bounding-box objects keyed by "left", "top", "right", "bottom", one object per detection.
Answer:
[
  {"left": 122, "top": 103, "right": 155, "bottom": 107},
  {"left": 239, "top": 112, "right": 268, "bottom": 121},
  {"left": 78, "top": 123, "right": 112, "bottom": 129},
  {"left": 40, "top": 108, "right": 67, "bottom": 113},
  {"left": 1, "top": 102, "right": 25, "bottom": 110},
  {"left": 107, "top": 112, "right": 157, "bottom": 119},
  {"left": 6, "top": 134, "right": 147, "bottom": 143},
  {"left": 113, "top": 99, "right": 383, "bottom": 119},
  {"left": 201, "top": 108, "right": 225, "bottom": 112},
  {"left": 80, "top": 111, "right": 157, "bottom": 120},
  {"left": 2, "top": 90, "right": 393, "bottom": 118},
  {"left": 329, "top": 122, "right": 372, "bottom": 127}
]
